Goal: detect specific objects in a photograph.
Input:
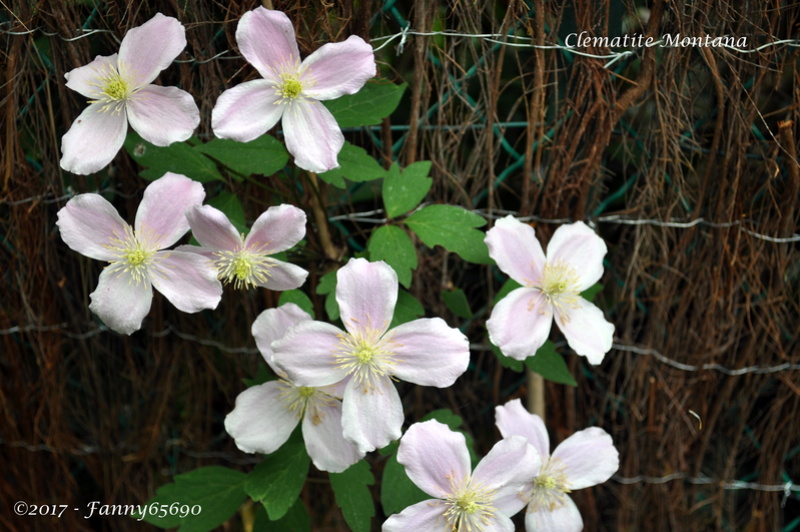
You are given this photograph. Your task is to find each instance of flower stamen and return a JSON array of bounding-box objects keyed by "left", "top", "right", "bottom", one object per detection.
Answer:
[
  {"left": 214, "top": 239, "right": 274, "bottom": 289},
  {"left": 528, "top": 457, "right": 571, "bottom": 513},
  {"left": 442, "top": 474, "right": 498, "bottom": 532},
  {"left": 532, "top": 259, "right": 581, "bottom": 320},
  {"left": 334, "top": 322, "right": 397, "bottom": 393}
]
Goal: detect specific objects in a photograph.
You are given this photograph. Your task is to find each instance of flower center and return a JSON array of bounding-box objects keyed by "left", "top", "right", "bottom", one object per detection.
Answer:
[
  {"left": 443, "top": 475, "right": 498, "bottom": 532},
  {"left": 103, "top": 76, "right": 130, "bottom": 101},
  {"left": 532, "top": 259, "right": 581, "bottom": 318},
  {"left": 214, "top": 239, "right": 273, "bottom": 290},
  {"left": 334, "top": 323, "right": 397, "bottom": 393},
  {"left": 105, "top": 225, "right": 157, "bottom": 285},
  {"left": 528, "top": 458, "right": 571, "bottom": 513},
  {"left": 277, "top": 381, "right": 339, "bottom": 425},
  {"left": 275, "top": 73, "right": 305, "bottom": 104},
  {"left": 88, "top": 63, "right": 135, "bottom": 113}
]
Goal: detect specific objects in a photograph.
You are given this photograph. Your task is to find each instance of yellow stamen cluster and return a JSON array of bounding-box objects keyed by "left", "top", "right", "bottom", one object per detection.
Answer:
[
  {"left": 213, "top": 240, "right": 273, "bottom": 290},
  {"left": 104, "top": 225, "right": 157, "bottom": 285},
  {"left": 275, "top": 72, "right": 305, "bottom": 105},
  {"left": 89, "top": 63, "right": 135, "bottom": 113},
  {"left": 276, "top": 380, "right": 338, "bottom": 425},
  {"left": 527, "top": 457, "right": 571, "bottom": 513},
  {"left": 334, "top": 322, "right": 398, "bottom": 393},
  {"left": 442, "top": 474, "right": 498, "bottom": 532},
  {"left": 532, "top": 259, "right": 581, "bottom": 320}
]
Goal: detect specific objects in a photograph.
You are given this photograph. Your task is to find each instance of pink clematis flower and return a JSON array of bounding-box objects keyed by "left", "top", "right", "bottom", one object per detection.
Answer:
[
  {"left": 180, "top": 204, "right": 308, "bottom": 291},
  {"left": 485, "top": 215, "right": 615, "bottom": 364},
  {"left": 225, "top": 303, "right": 364, "bottom": 473},
  {"left": 382, "top": 419, "right": 541, "bottom": 532},
  {"left": 60, "top": 13, "right": 200, "bottom": 175},
  {"left": 56, "top": 172, "right": 222, "bottom": 335},
  {"left": 495, "top": 399, "right": 619, "bottom": 532},
  {"left": 272, "top": 258, "right": 470, "bottom": 453},
  {"left": 211, "top": 7, "right": 376, "bottom": 173}
]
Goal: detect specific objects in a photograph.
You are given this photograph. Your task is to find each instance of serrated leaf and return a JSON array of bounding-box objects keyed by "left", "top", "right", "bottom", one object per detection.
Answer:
[
  {"left": 322, "top": 81, "right": 407, "bottom": 127},
  {"left": 442, "top": 288, "right": 472, "bottom": 318},
  {"left": 367, "top": 225, "right": 417, "bottom": 288},
  {"left": 245, "top": 432, "right": 310, "bottom": 521},
  {"left": 525, "top": 340, "right": 577, "bottom": 386},
  {"left": 329, "top": 460, "right": 374, "bottom": 532},
  {"left": 207, "top": 191, "right": 247, "bottom": 234},
  {"left": 253, "top": 497, "right": 310, "bottom": 532},
  {"left": 405, "top": 205, "right": 491, "bottom": 264},
  {"left": 382, "top": 161, "right": 433, "bottom": 219},
  {"left": 318, "top": 142, "right": 387, "bottom": 188},
  {"left": 123, "top": 131, "right": 223, "bottom": 183},
  {"left": 137, "top": 467, "right": 246, "bottom": 531},
  {"left": 278, "top": 290, "right": 315, "bottom": 318},
  {"left": 194, "top": 135, "right": 288, "bottom": 178},
  {"left": 316, "top": 270, "right": 340, "bottom": 321},
  {"left": 390, "top": 289, "right": 424, "bottom": 328}
]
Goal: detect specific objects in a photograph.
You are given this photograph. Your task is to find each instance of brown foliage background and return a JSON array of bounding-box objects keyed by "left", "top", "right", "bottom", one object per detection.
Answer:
[{"left": 1, "top": 0, "right": 799, "bottom": 530}]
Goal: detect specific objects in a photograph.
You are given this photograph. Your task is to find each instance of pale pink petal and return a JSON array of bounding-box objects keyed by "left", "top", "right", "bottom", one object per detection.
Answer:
[
  {"left": 173, "top": 244, "right": 215, "bottom": 260},
  {"left": 89, "top": 267, "right": 153, "bottom": 335},
  {"left": 185, "top": 205, "right": 243, "bottom": 252},
  {"left": 301, "top": 35, "right": 376, "bottom": 100},
  {"left": 56, "top": 194, "right": 129, "bottom": 261},
  {"left": 224, "top": 381, "right": 299, "bottom": 454},
  {"left": 396, "top": 420, "right": 471, "bottom": 498},
  {"left": 485, "top": 215, "right": 546, "bottom": 285},
  {"left": 472, "top": 435, "right": 541, "bottom": 516},
  {"left": 60, "top": 102, "right": 128, "bottom": 175},
  {"left": 148, "top": 251, "right": 222, "bottom": 312},
  {"left": 382, "top": 500, "right": 448, "bottom": 532},
  {"left": 236, "top": 7, "right": 300, "bottom": 82},
  {"left": 244, "top": 204, "right": 307, "bottom": 254},
  {"left": 251, "top": 303, "right": 312, "bottom": 371},
  {"left": 126, "top": 85, "right": 199, "bottom": 146},
  {"left": 134, "top": 172, "right": 205, "bottom": 249},
  {"left": 484, "top": 515, "right": 516, "bottom": 532},
  {"left": 64, "top": 54, "right": 117, "bottom": 99},
  {"left": 321, "top": 378, "right": 350, "bottom": 399},
  {"left": 486, "top": 287, "right": 552, "bottom": 361},
  {"left": 554, "top": 299, "right": 614, "bottom": 364},
  {"left": 389, "top": 318, "right": 469, "bottom": 387},
  {"left": 545, "top": 221, "right": 607, "bottom": 290},
  {"left": 255, "top": 259, "right": 308, "bottom": 291},
  {"left": 211, "top": 80, "right": 284, "bottom": 142},
  {"left": 336, "top": 258, "right": 397, "bottom": 337},
  {"left": 302, "top": 402, "right": 364, "bottom": 473},
  {"left": 341, "top": 376, "right": 403, "bottom": 453},
  {"left": 551, "top": 427, "right": 618, "bottom": 490},
  {"left": 118, "top": 13, "right": 186, "bottom": 88},
  {"left": 272, "top": 321, "right": 348, "bottom": 387},
  {"left": 494, "top": 399, "right": 550, "bottom": 458},
  {"left": 282, "top": 99, "right": 344, "bottom": 173},
  {"left": 525, "top": 496, "right": 583, "bottom": 532}
]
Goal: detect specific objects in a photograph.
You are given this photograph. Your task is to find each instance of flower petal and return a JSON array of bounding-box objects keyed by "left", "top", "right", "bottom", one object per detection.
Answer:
[
  {"left": 551, "top": 427, "right": 619, "bottom": 490},
  {"left": 336, "top": 258, "right": 397, "bottom": 337},
  {"left": 126, "top": 85, "right": 199, "bottom": 146},
  {"left": 554, "top": 299, "right": 614, "bottom": 364},
  {"left": 472, "top": 435, "right": 540, "bottom": 516},
  {"left": 60, "top": 102, "right": 128, "bottom": 175},
  {"left": 485, "top": 215, "right": 546, "bottom": 285},
  {"left": 224, "top": 381, "right": 299, "bottom": 454},
  {"left": 56, "top": 194, "right": 129, "bottom": 261},
  {"left": 251, "top": 303, "right": 312, "bottom": 371},
  {"left": 89, "top": 267, "right": 153, "bottom": 335},
  {"left": 211, "top": 79, "right": 284, "bottom": 142},
  {"left": 64, "top": 54, "right": 117, "bottom": 99},
  {"left": 302, "top": 402, "right": 364, "bottom": 473},
  {"left": 282, "top": 99, "right": 344, "bottom": 173},
  {"left": 341, "top": 376, "right": 403, "bottom": 453},
  {"left": 135, "top": 172, "right": 205, "bottom": 249},
  {"left": 382, "top": 500, "right": 448, "bottom": 532},
  {"left": 236, "top": 7, "right": 300, "bottom": 82},
  {"left": 118, "top": 13, "right": 186, "bottom": 88},
  {"left": 301, "top": 35, "right": 376, "bottom": 100},
  {"left": 255, "top": 259, "right": 308, "bottom": 291},
  {"left": 486, "top": 287, "right": 552, "bottom": 361},
  {"left": 389, "top": 318, "right": 469, "bottom": 387},
  {"left": 494, "top": 398, "right": 550, "bottom": 458},
  {"left": 149, "top": 251, "right": 222, "bottom": 312},
  {"left": 545, "top": 221, "right": 607, "bottom": 290},
  {"left": 525, "top": 495, "right": 583, "bottom": 532},
  {"left": 245, "top": 204, "right": 307, "bottom": 254},
  {"left": 272, "top": 320, "right": 348, "bottom": 387},
  {"left": 185, "top": 205, "right": 243, "bottom": 252},
  {"left": 396, "top": 419, "right": 471, "bottom": 499}
]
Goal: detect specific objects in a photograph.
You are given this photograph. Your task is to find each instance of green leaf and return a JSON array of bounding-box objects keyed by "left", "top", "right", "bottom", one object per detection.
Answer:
[
  {"left": 123, "top": 131, "right": 223, "bottom": 183},
  {"left": 318, "top": 142, "right": 387, "bottom": 188},
  {"left": 405, "top": 205, "right": 491, "bottom": 264},
  {"left": 194, "top": 135, "right": 288, "bottom": 178},
  {"left": 390, "top": 289, "right": 424, "bottom": 328},
  {"left": 253, "top": 497, "right": 310, "bottom": 532},
  {"left": 442, "top": 288, "right": 472, "bottom": 318},
  {"left": 207, "top": 191, "right": 247, "bottom": 234},
  {"left": 382, "top": 161, "right": 433, "bottom": 218},
  {"left": 525, "top": 341, "right": 577, "bottom": 386},
  {"left": 322, "top": 81, "right": 407, "bottom": 127},
  {"left": 380, "top": 452, "right": 429, "bottom": 516},
  {"left": 329, "top": 460, "right": 375, "bottom": 532},
  {"left": 316, "top": 270, "right": 339, "bottom": 321},
  {"left": 137, "top": 466, "right": 246, "bottom": 531},
  {"left": 278, "top": 290, "right": 315, "bottom": 318},
  {"left": 245, "top": 432, "right": 310, "bottom": 520},
  {"left": 367, "top": 225, "right": 417, "bottom": 288},
  {"left": 581, "top": 283, "right": 603, "bottom": 302}
]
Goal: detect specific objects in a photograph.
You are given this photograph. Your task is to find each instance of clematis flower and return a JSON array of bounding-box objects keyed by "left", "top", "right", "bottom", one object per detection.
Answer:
[
  {"left": 272, "top": 258, "right": 470, "bottom": 453},
  {"left": 382, "top": 419, "right": 541, "bottom": 532},
  {"left": 224, "top": 303, "right": 364, "bottom": 473},
  {"left": 180, "top": 204, "right": 308, "bottom": 291},
  {"left": 494, "top": 399, "right": 619, "bottom": 532},
  {"left": 485, "top": 215, "right": 615, "bottom": 364},
  {"left": 55, "top": 172, "right": 222, "bottom": 334},
  {"left": 60, "top": 13, "right": 200, "bottom": 175},
  {"left": 211, "top": 7, "right": 376, "bottom": 173}
]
